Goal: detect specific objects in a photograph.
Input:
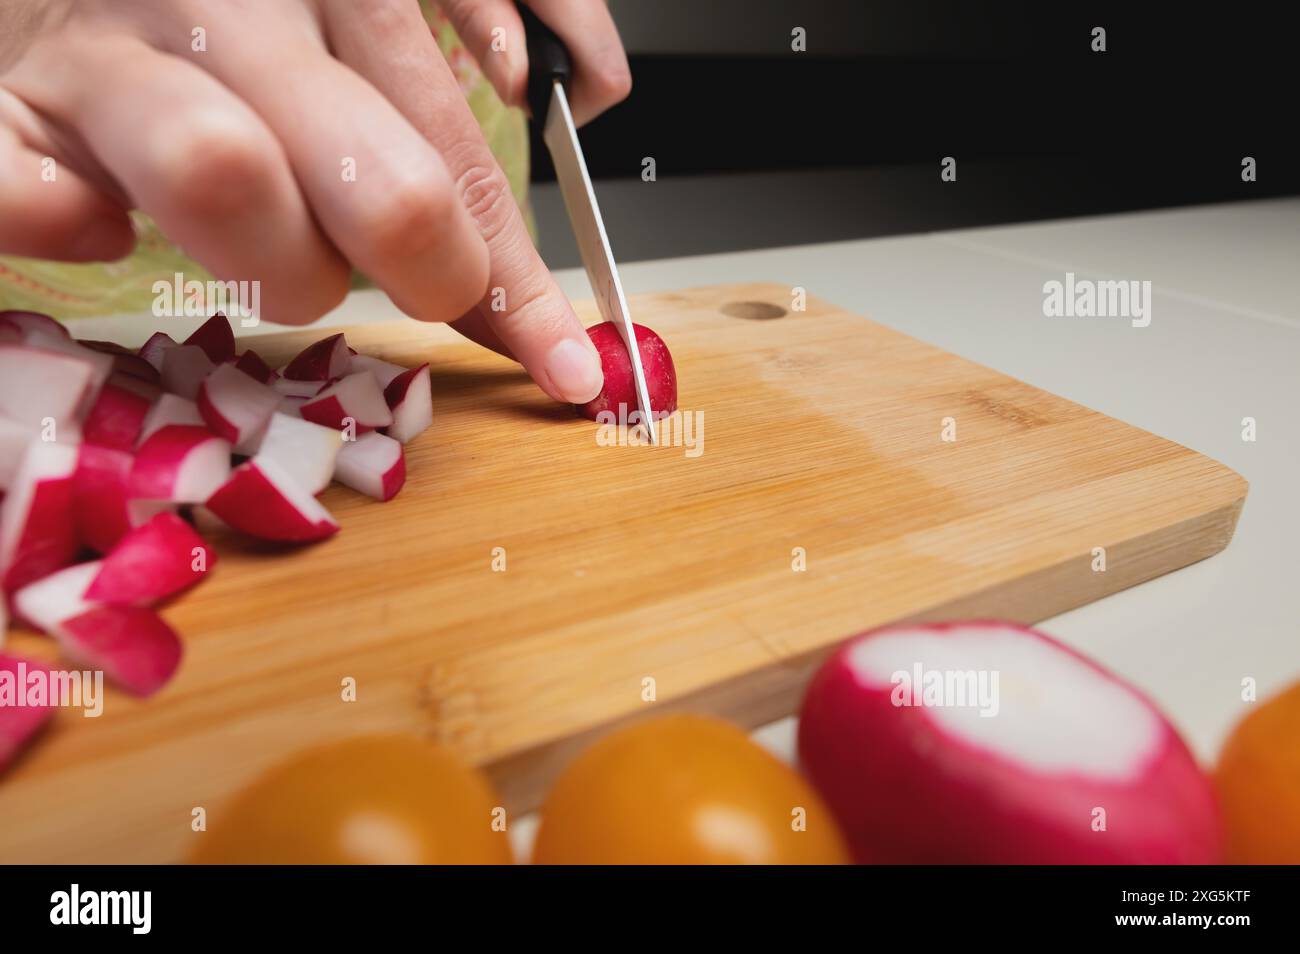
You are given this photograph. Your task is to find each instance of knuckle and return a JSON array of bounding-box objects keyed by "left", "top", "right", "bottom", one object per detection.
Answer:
[
  {"left": 597, "top": 61, "right": 633, "bottom": 103},
  {"left": 361, "top": 166, "right": 458, "bottom": 259},
  {"left": 158, "top": 114, "right": 274, "bottom": 214},
  {"left": 453, "top": 158, "right": 516, "bottom": 243}
]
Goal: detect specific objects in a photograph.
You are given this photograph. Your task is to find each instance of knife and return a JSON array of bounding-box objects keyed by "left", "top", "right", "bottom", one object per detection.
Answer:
[{"left": 519, "top": 3, "right": 659, "bottom": 444}]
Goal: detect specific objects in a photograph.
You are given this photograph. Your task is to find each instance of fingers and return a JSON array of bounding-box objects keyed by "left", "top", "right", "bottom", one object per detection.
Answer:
[
  {"left": 151, "top": 14, "right": 490, "bottom": 327},
  {"left": 523, "top": 0, "right": 631, "bottom": 125},
  {"left": 437, "top": 0, "right": 528, "bottom": 111},
  {"left": 324, "top": 0, "right": 602, "bottom": 404},
  {"left": 4, "top": 35, "right": 349, "bottom": 324},
  {"left": 0, "top": 117, "right": 134, "bottom": 262}
]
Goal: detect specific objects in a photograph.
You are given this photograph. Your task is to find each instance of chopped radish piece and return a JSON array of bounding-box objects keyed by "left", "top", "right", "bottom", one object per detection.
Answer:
[
  {"left": 106, "top": 369, "right": 161, "bottom": 403},
  {"left": 256, "top": 413, "right": 342, "bottom": 495},
  {"left": 13, "top": 560, "right": 102, "bottom": 632},
  {"left": 86, "top": 513, "right": 215, "bottom": 606},
  {"left": 334, "top": 432, "right": 406, "bottom": 501},
  {"left": 160, "top": 344, "right": 216, "bottom": 401},
  {"left": 234, "top": 349, "right": 278, "bottom": 385},
  {"left": 0, "top": 417, "right": 27, "bottom": 490},
  {"left": 53, "top": 606, "right": 182, "bottom": 697},
  {"left": 197, "top": 363, "right": 280, "bottom": 453},
  {"left": 138, "top": 393, "right": 205, "bottom": 445},
  {"left": 0, "top": 310, "right": 69, "bottom": 340},
  {"left": 73, "top": 445, "right": 134, "bottom": 553},
  {"left": 138, "top": 331, "right": 177, "bottom": 372},
  {"left": 0, "top": 442, "right": 79, "bottom": 594},
  {"left": 350, "top": 354, "right": 406, "bottom": 389},
  {"left": 131, "top": 425, "right": 231, "bottom": 504},
  {"left": 183, "top": 313, "right": 236, "bottom": 364},
  {"left": 0, "top": 653, "right": 56, "bottom": 772},
  {"left": 383, "top": 363, "right": 432, "bottom": 444},
  {"left": 207, "top": 457, "right": 339, "bottom": 542},
  {"left": 798, "top": 621, "right": 1222, "bottom": 863},
  {"left": 300, "top": 371, "right": 392, "bottom": 433},
  {"left": 276, "top": 395, "right": 307, "bottom": 417},
  {"left": 272, "top": 376, "right": 324, "bottom": 398},
  {"left": 0, "top": 343, "right": 97, "bottom": 430},
  {"left": 282, "top": 333, "right": 350, "bottom": 381},
  {"left": 82, "top": 379, "right": 152, "bottom": 451},
  {"left": 78, "top": 340, "right": 161, "bottom": 385}
]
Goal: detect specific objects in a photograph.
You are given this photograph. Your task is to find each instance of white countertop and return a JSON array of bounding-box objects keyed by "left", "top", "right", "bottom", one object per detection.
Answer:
[{"left": 74, "top": 197, "right": 1300, "bottom": 857}]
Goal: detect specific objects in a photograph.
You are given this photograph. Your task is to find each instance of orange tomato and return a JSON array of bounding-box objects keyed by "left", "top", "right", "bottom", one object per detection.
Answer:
[
  {"left": 190, "top": 734, "right": 512, "bottom": 864},
  {"left": 532, "top": 714, "right": 850, "bottom": 864},
  {"left": 1217, "top": 682, "right": 1300, "bottom": 863}
]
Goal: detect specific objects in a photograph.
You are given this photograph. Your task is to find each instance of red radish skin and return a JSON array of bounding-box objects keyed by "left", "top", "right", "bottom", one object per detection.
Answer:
[
  {"left": 86, "top": 513, "right": 215, "bottom": 606},
  {"left": 138, "top": 332, "right": 177, "bottom": 372},
  {"left": 206, "top": 458, "right": 339, "bottom": 543},
  {"left": 0, "top": 443, "right": 79, "bottom": 595},
  {"left": 0, "top": 343, "right": 97, "bottom": 430},
  {"left": 72, "top": 445, "right": 134, "bottom": 553},
  {"left": 255, "top": 413, "right": 342, "bottom": 495},
  {"left": 131, "top": 425, "right": 232, "bottom": 504},
  {"left": 82, "top": 380, "right": 152, "bottom": 451},
  {"left": 577, "top": 322, "right": 677, "bottom": 423},
  {"left": 382, "top": 363, "right": 433, "bottom": 444},
  {"left": 0, "top": 417, "right": 27, "bottom": 490},
  {"left": 334, "top": 432, "right": 406, "bottom": 501},
  {"left": 797, "top": 621, "right": 1222, "bottom": 864},
  {"left": 54, "top": 605, "right": 182, "bottom": 697},
  {"left": 183, "top": 313, "right": 236, "bottom": 364},
  {"left": 137, "top": 393, "right": 204, "bottom": 445},
  {"left": 283, "top": 333, "right": 351, "bottom": 381},
  {"left": 13, "top": 560, "right": 101, "bottom": 632},
  {"left": 300, "top": 371, "right": 392, "bottom": 433},
  {"left": 0, "top": 653, "right": 56, "bottom": 773},
  {"left": 160, "top": 344, "right": 216, "bottom": 401},
  {"left": 78, "top": 340, "right": 161, "bottom": 385},
  {"left": 233, "top": 349, "right": 278, "bottom": 385},
  {"left": 197, "top": 363, "right": 280, "bottom": 452}
]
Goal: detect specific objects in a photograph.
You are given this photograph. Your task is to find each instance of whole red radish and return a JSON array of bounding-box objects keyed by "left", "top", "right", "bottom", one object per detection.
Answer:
[
  {"left": 797, "top": 621, "right": 1221, "bottom": 864},
  {"left": 576, "top": 322, "right": 676, "bottom": 423}
]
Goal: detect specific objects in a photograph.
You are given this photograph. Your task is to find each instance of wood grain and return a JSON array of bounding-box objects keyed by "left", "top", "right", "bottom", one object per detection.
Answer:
[{"left": 0, "top": 283, "right": 1247, "bottom": 862}]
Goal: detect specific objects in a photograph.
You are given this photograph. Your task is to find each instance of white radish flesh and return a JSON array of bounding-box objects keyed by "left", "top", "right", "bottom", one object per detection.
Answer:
[
  {"left": 382, "top": 363, "right": 432, "bottom": 444},
  {"left": 13, "top": 561, "right": 102, "bottom": 632},
  {"left": 350, "top": 354, "right": 406, "bottom": 389},
  {"left": 0, "top": 343, "right": 97, "bottom": 430},
  {"left": 160, "top": 345, "right": 216, "bottom": 401},
  {"left": 131, "top": 425, "right": 232, "bottom": 504},
  {"left": 334, "top": 432, "right": 406, "bottom": 501},
  {"left": 300, "top": 371, "right": 392, "bottom": 433},
  {"left": 255, "top": 413, "right": 343, "bottom": 495},
  {"left": 0, "top": 442, "right": 79, "bottom": 594},
  {"left": 197, "top": 363, "right": 281, "bottom": 454},
  {"left": 206, "top": 457, "right": 339, "bottom": 543},
  {"left": 138, "top": 393, "right": 204, "bottom": 445}
]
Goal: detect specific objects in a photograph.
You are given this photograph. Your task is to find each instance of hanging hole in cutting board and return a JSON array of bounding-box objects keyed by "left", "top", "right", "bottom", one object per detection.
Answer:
[{"left": 720, "top": 301, "right": 787, "bottom": 320}]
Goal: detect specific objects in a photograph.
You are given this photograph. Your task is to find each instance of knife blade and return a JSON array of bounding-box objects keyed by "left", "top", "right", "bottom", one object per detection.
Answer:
[{"left": 520, "top": 5, "right": 658, "bottom": 444}]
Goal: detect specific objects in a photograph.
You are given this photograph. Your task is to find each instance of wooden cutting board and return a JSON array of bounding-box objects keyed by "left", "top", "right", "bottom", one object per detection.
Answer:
[{"left": 0, "top": 283, "right": 1247, "bottom": 863}]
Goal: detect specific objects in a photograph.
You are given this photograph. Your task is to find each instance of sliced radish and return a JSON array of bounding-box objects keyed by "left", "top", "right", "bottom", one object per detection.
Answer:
[
  {"left": 334, "top": 431, "right": 405, "bottom": 501},
  {"left": 131, "top": 425, "right": 231, "bottom": 504},
  {"left": 0, "top": 653, "right": 56, "bottom": 773},
  {"left": 183, "top": 313, "right": 236, "bottom": 364},
  {"left": 53, "top": 605, "right": 182, "bottom": 697},
  {"left": 0, "top": 343, "right": 97, "bottom": 430},
  {"left": 383, "top": 363, "right": 432, "bottom": 443},
  {"left": 256, "top": 413, "right": 343, "bottom": 495},
  {"left": 350, "top": 354, "right": 406, "bottom": 389},
  {"left": 0, "top": 310, "right": 69, "bottom": 340},
  {"left": 13, "top": 560, "right": 102, "bottom": 632},
  {"left": 73, "top": 444, "right": 134, "bottom": 554},
  {"left": 86, "top": 513, "right": 215, "bottom": 606},
  {"left": 300, "top": 371, "right": 392, "bottom": 433},
  {"left": 0, "top": 442, "right": 79, "bottom": 594},
  {"left": 78, "top": 340, "right": 161, "bottom": 385},
  {"left": 138, "top": 393, "right": 205, "bottom": 445},
  {"left": 197, "top": 363, "right": 280, "bottom": 453},
  {"left": 160, "top": 344, "right": 216, "bottom": 401},
  {"left": 282, "top": 333, "right": 350, "bottom": 381},
  {"left": 234, "top": 349, "right": 277, "bottom": 385},
  {"left": 82, "top": 379, "right": 152, "bottom": 451},
  {"left": 206, "top": 457, "right": 339, "bottom": 543},
  {"left": 797, "top": 621, "right": 1221, "bottom": 864},
  {"left": 138, "top": 331, "right": 178, "bottom": 372}
]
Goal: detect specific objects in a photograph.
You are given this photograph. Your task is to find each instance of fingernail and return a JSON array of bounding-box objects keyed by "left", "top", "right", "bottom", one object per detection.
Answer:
[{"left": 545, "top": 338, "right": 604, "bottom": 404}]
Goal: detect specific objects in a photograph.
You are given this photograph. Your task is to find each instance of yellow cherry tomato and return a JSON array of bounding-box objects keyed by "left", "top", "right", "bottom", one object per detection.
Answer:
[
  {"left": 1217, "top": 682, "right": 1300, "bottom": 863},
  {"left": 532, "top": 714, "right": 850, "bottom": 864},
  {"left": 190, "top": 734, "right": 512, "bottom": 864}
]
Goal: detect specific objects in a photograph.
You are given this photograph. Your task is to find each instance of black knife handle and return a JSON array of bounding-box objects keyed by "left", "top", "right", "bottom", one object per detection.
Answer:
[{"left": 517, "top": 2, "right": 571, "bottom": 125}]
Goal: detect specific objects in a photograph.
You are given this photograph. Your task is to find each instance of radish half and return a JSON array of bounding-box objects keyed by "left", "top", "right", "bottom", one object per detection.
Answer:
[
  {"left": 300, "top": 371, "right": 392, "bottom": 433},
  {"left": 382, "top": 363, "right": 432, "bottom": 444},
  {"left": 282, "top": 333, "right": 351, "bottom": 381},
  {"left": 131, "top": 425, "right": 231, "bottom": 504},
  {"left": 183, "top": 313, "right": 236, "bottom": 364},
  {"left": 206, "top": 457, "right": 339, "bottom": 543},
  {"left": 86, "top": 512, "right": 215, "bottom": 606},
  {"left": 797, "top": 621, "right": 1221, "bottom": 864},
  {"left": 334, "top": 432, "right": 406, "bottom": 501},
  {"left": 256, "top": 413, "right": 343, "bottom": 496},
  {"left": 197, "top": 363, "right": 280, "bottom": 453},
  {"left": 52, "top": 605, "right": 182, "bottom": 697},
  {"left": 0, "top": 653, "right": 56, "bottom": 773},
  {"left": 577, "top": 321, "right": 678, "bottom": 423},
  {"left": 0, "top": 442, "right": 79, "bottom": 594},
  {"left": 0, "top": 343, "right": 97, "bottom": 430}
]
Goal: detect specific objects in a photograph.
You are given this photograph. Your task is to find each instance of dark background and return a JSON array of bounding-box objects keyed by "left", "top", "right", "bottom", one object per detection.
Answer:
[{"left": 527, "top": 1, "right": 1297, "bottom": 266}]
